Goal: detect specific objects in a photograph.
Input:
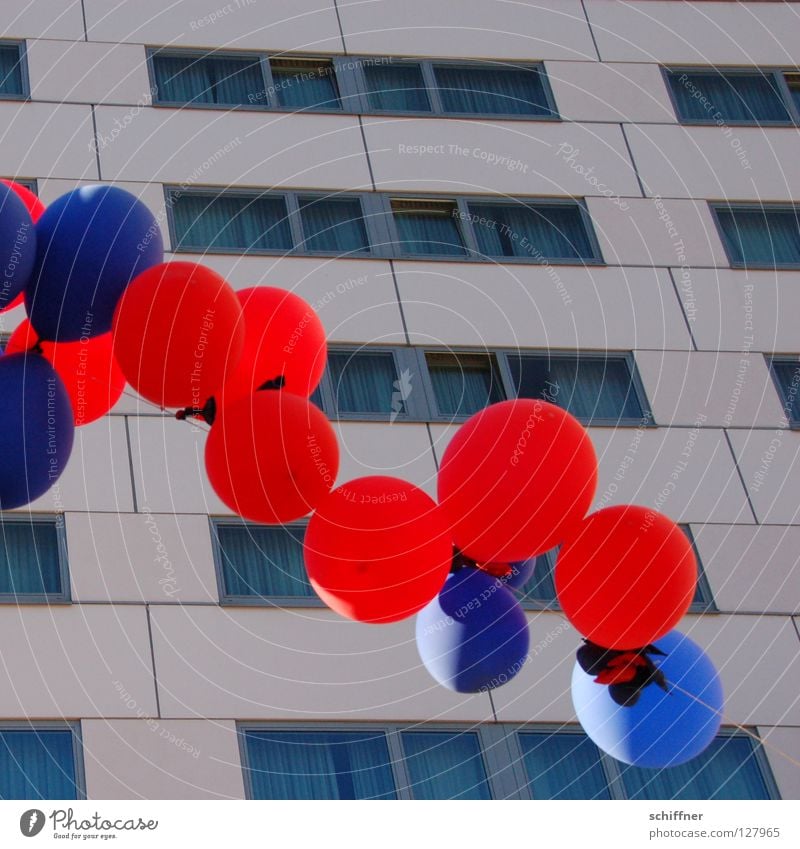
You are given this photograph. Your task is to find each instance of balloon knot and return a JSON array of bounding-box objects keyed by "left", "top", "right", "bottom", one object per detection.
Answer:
[
  {"left": 258, "top": 375, "right": 286, "bottom": 391},
  {"left": 577, "top": 640, "right": 669, "bottom": 708},
  {"left": 451, "top": 547, "right": 478, "bottom": 573},
  {"left": 176, "top": 396, "right": 217, "bottom": 426}
]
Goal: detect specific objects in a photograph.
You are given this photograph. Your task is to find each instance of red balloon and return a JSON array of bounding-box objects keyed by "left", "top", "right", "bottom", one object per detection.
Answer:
[
  {"left": 555, "top": 505, "right": 697, "bottom": 650},
  {"left": 5, "top": 319, "right": 125, "bottom": 425},
  {"left": 304, "top": 476, "right": 452, "bottom": 624},
  {"left": 205, "top": 390, "right": 339, "bottom": 524},
  {"left": 0, "top": 180, "right": 45, "bottom": 314},
  {"left": 437, "top": 399, "right": 598, "bottom": 563},
  {"left": 112, "top": 262, "right": 244, "bottom": 408},
  {"left": 220, "top": 286, "right": 327, "bottom": 404}
]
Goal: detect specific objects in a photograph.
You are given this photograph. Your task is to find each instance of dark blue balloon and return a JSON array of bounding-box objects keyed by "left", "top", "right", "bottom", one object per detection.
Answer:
[
  {"left": 416, "top": 567, "right": 530, "bottom": 693},
  {"left": 26, "top": 185, "right": 163, "bottom": 341},
  {"left": 0, "top": 184, "right": 36, "bottom": 310},
  {"left": 0, "top": 354, "right": 74, "bottom": 509},
  {"left": 572, "top": 630, "right": 723, "bottom": 768}
]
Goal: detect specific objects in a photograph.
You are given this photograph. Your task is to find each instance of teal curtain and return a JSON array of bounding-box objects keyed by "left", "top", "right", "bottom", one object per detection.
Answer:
[
  {"left": 507, "top": 355, "right": 643, "bottom": 421},
  {"left": 172, "top": 193, "right": 292, "bottom": 252},
  {"left": 216, "top": 524, "right": 312, "bottom": 599},
  {"left": 299, "top": 197, "right": 369, "bottom": 253},
  {"left": 364, "top": 63, "right": 431, "bottom": 112},
  {"left": 272, "top": 64, "right": 340, "bottom": 110},
  {"left": 519, "top": 732, "right": 612, "bottom": 799},
  {"left": 668, "top": 72, "right": 789, "bottom": 122},
  {"left": 0, "top": 521, "right": 61, "bottom": 596},
  {"left": 0, "top": 45, "right": 23, "bottom": 96},
  {"left": 244, "top": 730, "right": 396, "bottom": 799},
  {"left": 428, "top": 357, "right": 504, "bottom": 417},
  {"left": 394, "top": 211, "right": 466, "bottom": 256},
  {"left": 328, "top": 352, "right": 400, "bottom": 414},
  {"left": 469, "top": 203, "right": 594, "bottom": 260},
  {"left": 0, "top": 730, "right": 78, "bottom": 800},
  {"left": 716, "top": 207, "right": 800, "bottom": 266},
  {"left": 401, "top": 732, "right": 491, "bottom": 799},
  {"left": 772, "top": 360, "right": 800, "bottom": 422},
  {"left": 434, "top": 65, "right": 553, "bottom": 116},
  {"left": 153, "top": 54, "right": 264, "bottom": 105},
  {"left": 620, "top": 736, "right": 773, "bottom": 800}
]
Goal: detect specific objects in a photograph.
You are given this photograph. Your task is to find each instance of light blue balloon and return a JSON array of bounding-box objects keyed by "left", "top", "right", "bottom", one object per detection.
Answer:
[{"left": 572, "top": 630, "right": 723, "bottom": 768}]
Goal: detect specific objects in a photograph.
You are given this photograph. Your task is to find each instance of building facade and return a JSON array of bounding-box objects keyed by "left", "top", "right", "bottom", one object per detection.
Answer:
[{"left": 0, "top": 0, "right": 798, "bottom": 800}]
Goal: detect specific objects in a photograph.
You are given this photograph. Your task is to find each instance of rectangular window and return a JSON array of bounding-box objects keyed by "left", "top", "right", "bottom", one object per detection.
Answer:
[
  {"left": 151, "top": 52, "right": 265, "bottom": 106},
  {"left": 400, "top": 731, "right": 491, "bottom": 800},
  {"left": 170, "top": 192, "right": 292, "bottom": 253},
  {"left": 468, "top": 202, "right": 597, "bottom": 261},
  {"left": 391, "top": 199, "right": 466, "bottom": 256},
  {"left": 0, "top": 42, "right": 25, "bottom": 98},
  {"left": 506, "top": 354, "right": 646, "bottom": 423},
  {"left": 0, "top": 517, "right": 67, "bottom": 602},
  {"left": 270, "top": 58, "right": 341, "bottom": 111},
  {"left": 0, "top": 726, "right": 82, "bottom": 799},
  {"left": 666, "top": 70, "right": 791, "bottom": 124},
  {"left": 212, "top": 521, "right": 315, "bottom": 603},
  {"left": 326, "top": 350, "right": 404, "bottom": 416},
  {"left": 433, "top": 64, "right": 555, "bottom": 117},
  {"left": 363, "top": 62, "right": 431, "bottom": 112},
  {"left": 425, "top": 352, "right": 505, "bottom": 418},
  {"left": 769, "top": 358, "right": 800, "bottom": 425},
  {"left": 298, "top": 196, "right": 369, "bottom": 254},
  {"left": 784, "top": 73, "right": 800, "bottom": 115},
  {"left": 518, "top": 731, "right": 612, "bottom": 800},
  {"left": 713, "top": 205, "right": 800, "bottom": 267}
]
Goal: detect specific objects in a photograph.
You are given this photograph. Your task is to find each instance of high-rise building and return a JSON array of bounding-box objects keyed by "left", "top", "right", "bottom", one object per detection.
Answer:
[{"left": 0, "top": 0, "right": 798, "bottom": 801}]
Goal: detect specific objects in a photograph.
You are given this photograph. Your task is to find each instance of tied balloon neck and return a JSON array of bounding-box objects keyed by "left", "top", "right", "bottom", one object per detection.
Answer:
[
  {"left": 28, "top": 338, "right": 45, "bottom": 356},
  {"left": 577, "top": 639, "right": 670, "bottom": 708},
  {"left": 258, "top": 374, "right": 286, "bottom": 391},
  {"left": 451, "top": 547, "right": 478, "bottom": 574},
  {"left": 176, "top": 396, "right": 217, "bottom": 426}
]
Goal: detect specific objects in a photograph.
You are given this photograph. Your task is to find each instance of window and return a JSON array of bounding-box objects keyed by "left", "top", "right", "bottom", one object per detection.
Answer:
[
  {"left": 425, "top": 352, "right": 505, "bottom": 418},
  {"left": 713, "top": 204, "right": 800, "bottom": 268},
  {"left": 0, "top": 42, "right": 26, "bottom": 99},
  {"left": 325, "top": 350, "right": 408, "bottom": 417},
  {"left": 391, "top": 199, "right": 466, "bottom": 256},
  {"left": 0, "top": 516, "right": 68, "bottom": 602},
  {"left": 666, "top": 69, "right": 791, "bottom": 124},
  {"left": 769, "top": 357, "right": 800, "bottom": 425},
  {"left": 151, "top": 52, "right": 264, "bottom": 106},
  {"left": 432, "top": 64, "right": 555, "bottom": 117},
  {"left": 363, "top": 62, "right": 431, "bottom": 112},
  {"left": 270, "top": 58, "right": 340, "bottom": 110},
  {"left": 240, "top": 725, "right": 778, "bottom": 800},
  {"left": 0, "top": 725, "right": 83, "bottom": 800},
  {"left": 468, "top": 201, "right": 596, "bottom": 261},
  {"left": 212, "top": 520, "right": 316, "bottom": 604},
  {"left": 1, "top": 177, "right": 36, "bottom": 194},
  {"left": 297, "top": 196, "right": 369, "bottom": 254}
]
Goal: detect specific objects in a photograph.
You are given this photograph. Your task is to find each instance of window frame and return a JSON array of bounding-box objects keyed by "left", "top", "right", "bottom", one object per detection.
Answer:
[
  {"left": 1, "top": 176, "right": 37, "bottom": 193},
  {"left": 0, "top": 513, "right": 71, "bottom": 604},
  {"left": 663, "top": 66, "right": 800, "bottom": 126},
  {"left": 767, "top": 355, "right": 800, "bottom": 428},
  {"left": 0, "top": 40, "right": 29, "bottom": 101},
  {"left": 0, "top": 720, "right": 86, "bottom": 800},
  {"left": 709, "top": 202, "right": 800, "bottom": 269}
]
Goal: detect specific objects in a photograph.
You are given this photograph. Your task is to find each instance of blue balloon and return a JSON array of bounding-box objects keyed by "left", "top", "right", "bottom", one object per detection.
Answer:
[
  {"left": 26, "top": 185, "right": 163, "bottom": 341},
  {"left": 503, "top": 557, "right": 537, "bottom": 591},
  {"left": 416, "top": 567, "right": 530, "bottom": 693},
  {"left": 0, "top": 354, "right": 74, "bottom": 509},
  {"left": 572, "top": 630, "right": 723, "bottom": 768},
  {"left": 0, "top": 184, "right": 36, "bottom": 309}
]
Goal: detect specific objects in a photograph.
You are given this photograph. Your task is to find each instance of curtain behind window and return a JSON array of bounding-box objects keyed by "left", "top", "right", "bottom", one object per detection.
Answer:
[
  {"left": 0, "top": 730, "right": 78, "bottom": 799},
  {"left": 716, "top": 208, "right": 800, "bottom": 266},
  {"left": 434, "top": 66, "right": 552, "bottom": 116},
  {"left": 299, "top": 197, "right": 369, "bottom": 253},
  {"left": 328, "top": 352, "right": 400, "bottom": 414},
  {"left": 401, "top": 731, "right": 491, "bottom": 799},
  {"left": 669, "top": 72, "right": 789, "bottom": 122},
  {"left": 427, "top": 354, "right": 503, "bottom": 416},
  {"left": 772, "top": 360, "right": 800, "bottom": 422},
  {"left": 363, "top": 63, "right": 431, "bottom": 112},
  {"left": 0, "top": 521, "right": 61, "bottom": 596},
  {"left": 153, "top": 55, "right": 263, "bottom": 105},
  {"left": 393, "top": 210, "right": 466, "bottom": 256},
  {"left": 0, "top": 45, "right": 22, "bottom": 96},
  {"left": 272, "top": 63, "right": 340, "bottom": 110},
  {"left": 519, "top": 732, "right": 612, "bottom": 799}
]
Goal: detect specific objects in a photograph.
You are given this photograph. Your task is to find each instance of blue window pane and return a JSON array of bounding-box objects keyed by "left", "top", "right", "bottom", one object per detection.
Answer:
[
  {"left": 328, "top": 351, "right": 402, "bottom": 415},
  {"left": 244, "top": 730, "right": 396, "bottom": 799},
  {"left": 469, "top": 203, "right": 595, "bottom": 261},
  {"left": 519, "top": 732, "right": 612, "bottom": 799},
  {"left": 517, "top": 551, "right": 558, "bottom": 604},
  {"left": 393, "top": 202, "right": 466, "bottom": 256},
  {"left": 172, "top": 193, "right": 292, "bottom": 252},
  {"left": 152, "top": 54, "right": 264, "bottom": 106},
  {"left": 271, "top": 61, "right": 340, "bottom": 110},
  {"left": 508, "top": 355, "right": 643, "bottom": 421},
  {"left": 716, "top": 207, "right": 800, "bottom": 266},
  {"left": 668, "top": 72, "right": 789, "bottom": 123},
  {"left": 0, "top": 730, "right": 79, "bottom": 800},
  {"left": 401, "top": 732, "right": 491, "bottom": 799},
  {"left": 364, "top": 63, "right": 431, "bottom": 112},
  {"left": 0, "top": 521, "right": 62, "bottom": 596},
  {"left": 620, "top": 736, "right": 773, "bottom": 800},
  {"left": 299, "top": 197, "right": 369, "bottom": 254},
  {"left": 215, "top": 523, "right": 313, "bottom": 599},
  {"left": 434, "top": 65, "right": 554, "bottom": 116},
  {"left": 0, "top": 45, "right": 23, "bottom": 96},
  {"left": 426, "top": 353, "right": 504, "bottom": 417},
  {"left": 771, "top": 359, "right": 800, "bottom": 423}
]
